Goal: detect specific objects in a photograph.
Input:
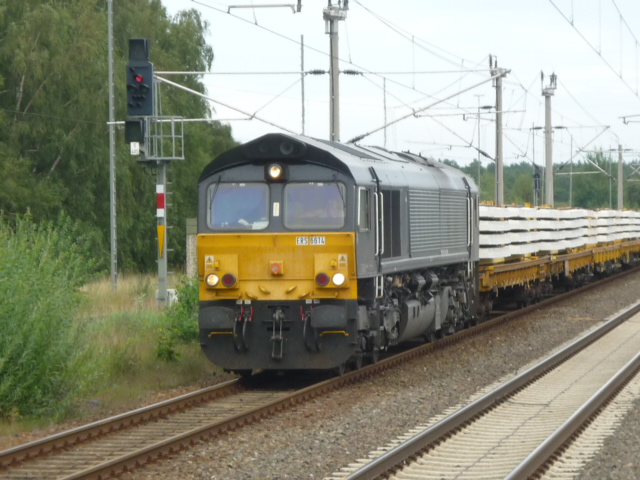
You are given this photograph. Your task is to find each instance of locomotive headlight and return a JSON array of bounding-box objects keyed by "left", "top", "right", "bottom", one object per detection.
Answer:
[
  {"left": 332, "top": 273, "right": 346, "bottom": 286},
  {"left": 268, "top": 164, "right": 283, "bottom": 180},
  {"left": 264, "top": 162, "right": 288, "bottom": 182},
  {"left": 205, "top": 273, "right": 220, "bottom": 287}
]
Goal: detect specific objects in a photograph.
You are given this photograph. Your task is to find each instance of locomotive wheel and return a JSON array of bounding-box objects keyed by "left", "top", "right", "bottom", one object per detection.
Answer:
[
  {"left": 334, "top": 362, "right": 347, "bottom": 376},
  {"left": 352, "top": 352, "right": 364, "bottom": 370},
  {"left": 370, "top": 347, "right": 380, "bottom": 364}
]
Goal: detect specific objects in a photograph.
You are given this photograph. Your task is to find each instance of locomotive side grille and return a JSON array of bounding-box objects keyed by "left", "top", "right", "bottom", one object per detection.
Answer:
[
  {"left": 409, "top": 189, "right": 440, "bottom": 255},
  {"left": 440, "top": 190, "right": 468, "bottom": 249}
]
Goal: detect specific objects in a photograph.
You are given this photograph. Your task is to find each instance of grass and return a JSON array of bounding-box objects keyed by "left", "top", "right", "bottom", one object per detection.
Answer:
[
  {"left": 0, "top": 274, "right": 221, "bottom": 437},
  {"left": 78, "top": 274, "right": 159, "bottom": 315}
]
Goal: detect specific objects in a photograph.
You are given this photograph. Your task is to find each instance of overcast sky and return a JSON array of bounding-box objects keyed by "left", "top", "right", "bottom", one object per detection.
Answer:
[{"left": 158, "top": 0, "right": 640, "bottom": 169}]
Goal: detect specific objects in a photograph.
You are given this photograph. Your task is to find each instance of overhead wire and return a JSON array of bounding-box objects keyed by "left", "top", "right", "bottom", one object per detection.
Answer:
[
  {"left": 194, "top": 1, "right": 561, "bottom": 163},
  {"left": 156, "top": 75, "right": 298, "bottom": 134},
  {"left": 348, "top": 0, "right": 497, "bottom": 118},
  {"left": 190, "top": 0, "right": 478, "bottom": 93},
  {"left": 188, "top": 0, "right": 493, "bottom": 130},
  {"left": 611, "top": 0, "right": 640, "bottom": 44},
  {"left": 177, "top": 0, "right": 626, "bottom": 163},
  {"left": 351, "top": 0, "right": 480, "bottom": 70},
  {"left": 348, "top": 71, "right": 503, "bottom": 143},
  {"left": 359, "top": 74, "right": 416, "bottom": 112},
  {"left": 548, "top": 0, "right": 640, "bottom": 100},
  {"left": 251, "top": 77, "right": 302, "bottom": 116},
  {"left": 610, "top": 0, "right": 640, "bottom": 94},
  {"left": 558, "top": 78, "right": 606, "bottom": 126}
]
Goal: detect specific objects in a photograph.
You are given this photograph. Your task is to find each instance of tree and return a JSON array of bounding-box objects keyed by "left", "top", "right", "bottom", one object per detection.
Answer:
[{"left": 0, "top": 0, "right": 237, "bottom": 271}]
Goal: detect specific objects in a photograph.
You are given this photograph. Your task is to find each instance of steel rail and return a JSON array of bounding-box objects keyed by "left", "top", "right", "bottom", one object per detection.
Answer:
[
  {"left": 0, "top": 379, "right": 243, "bottom": 469},
  {"left": 505, "top": 349, "right": 640, "bottom": 480},
  {"left": 340, "top": 299, "right": 640, "bottom": 480}
]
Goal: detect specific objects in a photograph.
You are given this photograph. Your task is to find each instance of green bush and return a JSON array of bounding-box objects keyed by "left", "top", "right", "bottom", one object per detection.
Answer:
[
  {"left": 0, "top": 214, "right": 99, "bottom": 418},
  {"left": 156, "top": 277, "right": 199, "bottom": 361}
]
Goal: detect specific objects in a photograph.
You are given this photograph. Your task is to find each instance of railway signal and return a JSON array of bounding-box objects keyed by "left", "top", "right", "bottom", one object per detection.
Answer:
[{"left": 126, "top": 38, "right": 154, "bottom": 117}]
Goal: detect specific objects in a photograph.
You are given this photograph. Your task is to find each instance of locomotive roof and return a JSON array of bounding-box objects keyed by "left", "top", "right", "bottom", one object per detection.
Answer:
[{"left": 199, "top": 133, "right": 476, "bottom": 192}]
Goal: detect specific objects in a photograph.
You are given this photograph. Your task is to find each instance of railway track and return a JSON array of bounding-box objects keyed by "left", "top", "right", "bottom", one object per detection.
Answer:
[
  {"left": 1, "top": 267, "right": 639, "bottom": 480},
  {"left": 330, "top": 301, "right": 640, "bottom": 480}
]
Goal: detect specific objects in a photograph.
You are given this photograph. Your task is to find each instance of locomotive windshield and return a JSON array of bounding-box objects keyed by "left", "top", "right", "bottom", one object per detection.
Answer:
[
  {"left": 208, "top": 182, "right": 269, "bottom": 230},
  {"left": 284, "top": 182, "right": 346, "bottom": 229}
]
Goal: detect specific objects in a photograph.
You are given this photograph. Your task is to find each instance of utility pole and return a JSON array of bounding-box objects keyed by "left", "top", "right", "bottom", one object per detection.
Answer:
[
  {"left": 491, "top": 56, "right": 506, "bottom": 206},
  {"left": 617, "top": 144, "right": 624, "bottom": 209},
  {"left": 383, "top": 78, "right": 387, "bottom": 148},
  {"left": 301, "top": 35, "right": 305, "bottom": 135},
  {"left": 474, "top": 95, "right": 494, "bottom": 197},
  {"left": 569, "top": 136, "right": 573, "bottom": 207},
  {"left": 542, "top": 72, "right": 557, "bottom": 206},
  {"left": 323, "top": 0, "right": 348, "bottom": 141},
  {"left": 530, "top": 125, "right": 544, "bottom": 206},
  {"left": 107, "top": 0, "right": 118, "bottom": 291},
  {"left": 474, "top": 94, "right": 483, "bottom": 192}
]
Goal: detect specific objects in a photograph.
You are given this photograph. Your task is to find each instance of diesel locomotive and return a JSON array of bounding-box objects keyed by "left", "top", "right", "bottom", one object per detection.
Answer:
[{"left": 197, "top": 133, "right": 480, "bottom": 374}]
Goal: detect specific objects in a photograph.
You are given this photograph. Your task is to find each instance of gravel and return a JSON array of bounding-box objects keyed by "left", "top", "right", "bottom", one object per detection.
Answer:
[
  {"left": 115, "top": 270, "right": 640, "bottom": 480},
  {"left": 575, "top": 398, "right": 640, "bottom": 480}
]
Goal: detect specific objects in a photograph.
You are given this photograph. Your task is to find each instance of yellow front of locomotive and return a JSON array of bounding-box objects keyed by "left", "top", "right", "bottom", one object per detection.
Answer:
[
  {"left": 197, "top": 135, "right": 360, "bottom": 372},
  {"left": 199, "top": 232, "right": 356, "bottom": 304}
]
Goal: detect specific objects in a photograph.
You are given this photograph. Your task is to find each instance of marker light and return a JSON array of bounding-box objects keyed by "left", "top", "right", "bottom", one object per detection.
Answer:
[
  {"left": 268, "top": 164, "right": 283, "bottom": 180},
  {"left": 315, "top": 272, "right": 330, "bottom": 287},
  {"left": 205, "top": 273, "right": 219, "bottom": 287},
  {"left": 222, "top": 273, "right": 237, "bottom": 288},
  {"left": 332, "top": 273, "right": 346, "bottom": 286},
  {"left": 280, "top": 141, "right": 294, "bottom": 155}
]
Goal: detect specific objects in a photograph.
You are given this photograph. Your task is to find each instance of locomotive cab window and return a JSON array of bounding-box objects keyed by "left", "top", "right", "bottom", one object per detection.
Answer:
[
  {"left": 208, "top": 182, "right": 269, "bottom": 230},
  {"left": 284, "top": 182, "right": 346, "bottom": 229}
]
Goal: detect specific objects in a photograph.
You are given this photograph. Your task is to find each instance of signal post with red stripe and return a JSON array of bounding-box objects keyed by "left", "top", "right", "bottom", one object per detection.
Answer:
[{"left": 157, "top": 184, "right": 166, "bottom": 259}]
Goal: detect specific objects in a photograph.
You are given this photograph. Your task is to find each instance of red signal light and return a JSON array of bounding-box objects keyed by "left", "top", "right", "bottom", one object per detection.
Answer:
[{"left": 135, "top": 74, "right": 144, "bottom": 83}]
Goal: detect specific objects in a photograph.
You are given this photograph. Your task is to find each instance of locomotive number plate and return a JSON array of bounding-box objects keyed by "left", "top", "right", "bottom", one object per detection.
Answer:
[{"left": 296, "top": 236, "right": 326, "bottom": 245}]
